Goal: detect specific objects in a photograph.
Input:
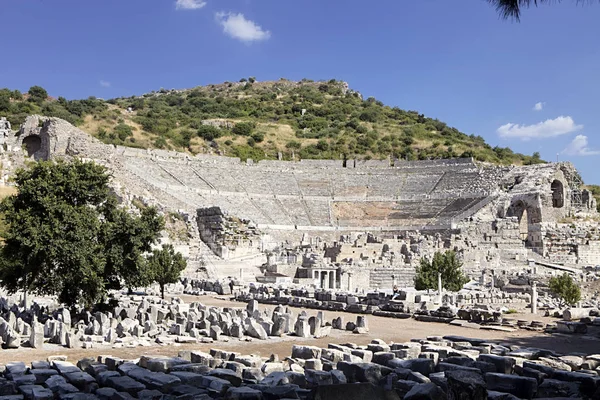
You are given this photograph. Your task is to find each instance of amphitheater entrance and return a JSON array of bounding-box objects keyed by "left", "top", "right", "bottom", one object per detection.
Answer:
[
  {"left": 507, "top": 200, "right": 534, "bottom": 243},
  {"left": 22, "top": 135, "right": 41, "bottom": 158},
  {"left": 551, "top": 180, "right": 564, "bottom": 208}
]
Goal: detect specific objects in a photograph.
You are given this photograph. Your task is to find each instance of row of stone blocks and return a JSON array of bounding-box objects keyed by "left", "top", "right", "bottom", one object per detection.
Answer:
[{"left": 1, "top": 333, "right": 599, "bottom": 400}]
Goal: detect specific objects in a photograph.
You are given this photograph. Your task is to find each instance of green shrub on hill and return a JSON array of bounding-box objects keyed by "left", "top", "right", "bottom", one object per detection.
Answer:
[{"left": 0, "top": 80, "right": 546, "bottom": 168}]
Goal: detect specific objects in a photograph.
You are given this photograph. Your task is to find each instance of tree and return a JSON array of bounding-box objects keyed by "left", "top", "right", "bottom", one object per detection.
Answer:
[
  {"left": 147, "top": 244, "right": 187, "bottom": 299},
  {"left": 0, "top": 160, "right": 163, "bottom": 307},
  {"left": 27, "top": 86, "right": 48, "bottom": 104},
  {"left": 488, "top": 0, "right": 597, "bottom": 21},
  {"left": 232, "top": 122, "right": 255, "bottom": 136},
  {"left": 101, "top": 200, "right": 164, "bottom": 292},
  {"left": 549, "top": 273, "right": 581, "bottom": 307},
  {"left": 198, "top": 125, "right": 223, "bottom": 141},
  {"left": 414, "top": 251, "right": 469, "bottom": 292}
]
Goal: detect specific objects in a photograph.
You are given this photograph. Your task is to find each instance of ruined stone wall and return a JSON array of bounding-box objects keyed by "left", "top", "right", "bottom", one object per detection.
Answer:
[{"left": 196, "top": 207, "right": 262, "bottom": 260}]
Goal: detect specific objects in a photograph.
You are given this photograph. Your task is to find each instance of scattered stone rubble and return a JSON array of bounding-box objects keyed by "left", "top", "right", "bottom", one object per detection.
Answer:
[
  {"left": 2, "top": 335, "right": 600, "bottom": 399},
  {"left": 0, "top": 293, "right": 372, "bottom": 351}
]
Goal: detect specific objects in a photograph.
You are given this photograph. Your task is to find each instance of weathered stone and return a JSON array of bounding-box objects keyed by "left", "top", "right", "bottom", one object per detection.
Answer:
[
  {"left": 105, "top": 376, "right": 146, "bottom": 395},
  {"left": 207, "top": 369, "right": 242, "bottom": 387},
  {"left": 388, "top": 358, "right": 434, "bottom": 376},
  {"left": 404, "top": 383, "right": 445, "bottom": 400},
  {"left": 445, "top": 370, "right": 487, "bottom": 400},
  {"left": 312, "top": 382, "right": 400, "bottom": 400},
  {"left": 477, "top": 354, "right": 515, "bottom": 374},
  {"left": 224, "top": 386, "right": 262, "bottom": 400},
  {"left": 245, "top": 320, "right": 267, "bottom": 340},
  {"left": 537, "top": 379, "right": 581, "bottom": 398},
  {"left": 336, "top": 362, "right": 391, "bottom": 384},
  {"left": 291, "top": 345, "right": 322, "bottom": 360},
  {"left": 485, "top": 373, "right": 537, "bottom": 399}
]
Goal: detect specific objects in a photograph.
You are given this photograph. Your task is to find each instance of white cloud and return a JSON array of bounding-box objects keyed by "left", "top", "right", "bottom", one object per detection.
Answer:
[
  {"left": 497, "top": 116, "right": 583, "bottom": 140},
  {"left": 99, "top": 80, "right": 111, "bottom": 88},
  {"left": 562, "top": 135, "right": 600, "bottom": 156},
  {"left": 175, "top": 0, "right": 206, "bottom": 10},
  {"left": 533, "top": 102, "right": 545, "bottom": 111},
  {"left": 215, "top": 12, "right": 271, "bottom": 42}
]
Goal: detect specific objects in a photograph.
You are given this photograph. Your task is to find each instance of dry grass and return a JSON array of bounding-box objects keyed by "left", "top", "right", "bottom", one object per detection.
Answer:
[{"left": 0, "top": 186, "right": 17, "bottom": 200}]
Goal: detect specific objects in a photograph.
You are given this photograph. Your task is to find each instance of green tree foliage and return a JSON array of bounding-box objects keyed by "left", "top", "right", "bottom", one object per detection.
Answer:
[
  {"left": 147, "top": 244, "right": 187, "bottom": 299},
  {"left": 0, "top": 160, "right": 163, "bottom": 307},
  {"left": 27, "top": 86, "right": 48, "bottom": 104},
  {"left": 414, "top": 251, "right": 469, "bottom": 292},
  {"left": 0, "top": 79, "right": 543, "bottom": 165},
  {"left": 488, "top": 0, "right": 597, "bottom": 21},
  {"left": 101, "top": 201, "right": 164, "bottom": 292},
  {"left": 548, "top": 273, "right": 581, "bottom": 307},
  {"left": 232, "top": 122, "right": 255, "bottom": 136},
  {"left": 114, "top": 123, "right": 133, "bottom": 142},
  {"left": 197, "top": 125, "right": 223, "bottom": 141}
]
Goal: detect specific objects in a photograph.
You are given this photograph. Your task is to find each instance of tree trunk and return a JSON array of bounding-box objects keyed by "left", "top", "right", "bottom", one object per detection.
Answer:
[{"left": 161, "top": 284, "right": 165, "bottom": 300}]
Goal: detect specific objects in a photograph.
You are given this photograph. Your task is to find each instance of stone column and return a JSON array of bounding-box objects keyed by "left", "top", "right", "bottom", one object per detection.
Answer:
[
  {"left": 348, "top": 273, "right": 353, "bottom": 292},
  {"left": 531, "top": 281, "right": 537, "bottom": 314},
  {"left": 324, "top": 272, "right": 329, "bottom": 290},
  {"left": 330, "top": 271, "right": 335, "bottom": 289},
  {"left": 438, "top": 272, "right": 443, "bottom": 303},
  {"left": 491, "top": 271, "right": 495, "bottom": 292}
]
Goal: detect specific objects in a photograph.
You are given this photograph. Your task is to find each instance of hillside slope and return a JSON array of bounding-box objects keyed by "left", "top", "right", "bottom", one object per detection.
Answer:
[{"left": 1, "top": 79, "right": 544, "bottom": 165}]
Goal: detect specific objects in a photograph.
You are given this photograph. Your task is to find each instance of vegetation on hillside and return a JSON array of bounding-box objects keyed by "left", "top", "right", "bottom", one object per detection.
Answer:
[
  {"left": 1, "top": 80, "right": 545, "bottom": 166},
  {"left": 0, "top": 160, "right": 185, "bottom": 307}
]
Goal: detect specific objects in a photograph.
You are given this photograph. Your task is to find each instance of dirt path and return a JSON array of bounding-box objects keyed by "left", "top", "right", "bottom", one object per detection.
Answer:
[{"left": 2, "top": 295, "right": 599, "bottom": 364}]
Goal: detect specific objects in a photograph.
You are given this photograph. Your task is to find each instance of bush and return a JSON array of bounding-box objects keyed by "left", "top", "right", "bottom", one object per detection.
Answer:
[
  {"left": 114, "top": 123, "right": 133, "bottom": 141},
  {"left": 251, "top": 131, "right": 265, "bottom": 143},
  {"left": 27, "top": 86, "right": 48, "bottom": 104},
  {"left": 549, "top": 273, "right": 581, "bottom": 306},
  {"left": 197, "top": 125, "right": 223, "bottom": 141},
  {"left": 414, "top": 251, "right": 469, "bottom": 292},
  {"left": 232, "top": 122, "right": 255, "bottom": 136},
  {"left": 286, "top": 141, "right": 301, "bottom": 149}
]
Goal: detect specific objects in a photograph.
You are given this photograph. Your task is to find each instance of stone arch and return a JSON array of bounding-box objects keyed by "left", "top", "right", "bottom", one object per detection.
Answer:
[
  {"left": 551, "top": 180, "right": 564, "bottom": 208},
  {"left": 507, "top": 201, "right": 529, "bottom": 241},
  {"left": 22, "top": 135, "right": 42, "bottom": 158},
  {"left": 506, "top": 200, "right": 541, "bottom": 246}
]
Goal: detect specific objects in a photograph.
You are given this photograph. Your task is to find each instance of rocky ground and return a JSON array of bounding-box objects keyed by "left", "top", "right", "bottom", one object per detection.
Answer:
[{"left": 2, "top": 295, "right": 598, "bottom": 366}]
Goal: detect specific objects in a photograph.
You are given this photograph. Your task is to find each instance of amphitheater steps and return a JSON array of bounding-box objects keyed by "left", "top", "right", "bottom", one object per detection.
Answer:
[
  {"left": 369, "top": 268, "right": 416, "bottom": 290},
  {"left": 191, "top": 167, "right": 218, "bottom": 191},
  {"left": 156, "top": 162, "right": 188, "bottom": 187},
  {"left": 248, "top": 197, "right": 276, "bottom": 224},
  {"left": 428, "top": 172, "right": 448, "bottom": 195},
  {"left": 300, "top": 199, "right": 316, "bottom": 226}
]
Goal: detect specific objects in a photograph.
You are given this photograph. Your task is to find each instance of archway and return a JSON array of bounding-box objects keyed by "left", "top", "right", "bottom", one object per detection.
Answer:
[
  {"left": 22, "top": 136, "right": 41, "bottom": 158},
  {"left": 507, "top": 201, "right": 530, "bottom": 243},
  {"left": 551, "top": 180, "right": 564, "bottom": 208}
]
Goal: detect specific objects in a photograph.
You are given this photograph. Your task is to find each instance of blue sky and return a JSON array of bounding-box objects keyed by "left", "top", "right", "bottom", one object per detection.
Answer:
[{"left": 1, "top": 1, "right": 600, "bottom": 182}]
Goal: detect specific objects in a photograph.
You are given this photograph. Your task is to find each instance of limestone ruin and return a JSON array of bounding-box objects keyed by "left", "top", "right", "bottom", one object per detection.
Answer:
[{"left": 2, "top": 115, "right": 599, "bottom": 291}]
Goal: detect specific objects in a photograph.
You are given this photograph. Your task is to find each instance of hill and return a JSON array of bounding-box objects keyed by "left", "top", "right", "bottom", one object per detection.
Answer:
[{"left": 1, "top": 79, "right": 544, "bottom": 165}]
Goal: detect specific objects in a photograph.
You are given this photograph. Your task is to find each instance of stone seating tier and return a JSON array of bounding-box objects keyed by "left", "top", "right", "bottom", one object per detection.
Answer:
[{"left": 124, "top": 157, "right": 502, "bottom": 229}]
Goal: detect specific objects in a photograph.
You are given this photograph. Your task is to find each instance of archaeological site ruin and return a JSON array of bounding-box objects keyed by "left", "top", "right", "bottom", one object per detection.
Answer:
[
  {"left": 1, "top": 115, "right": 600, "bottom": 399},
  {"left": 5, "top": 115, "right": 599, "bottom": 290}
]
